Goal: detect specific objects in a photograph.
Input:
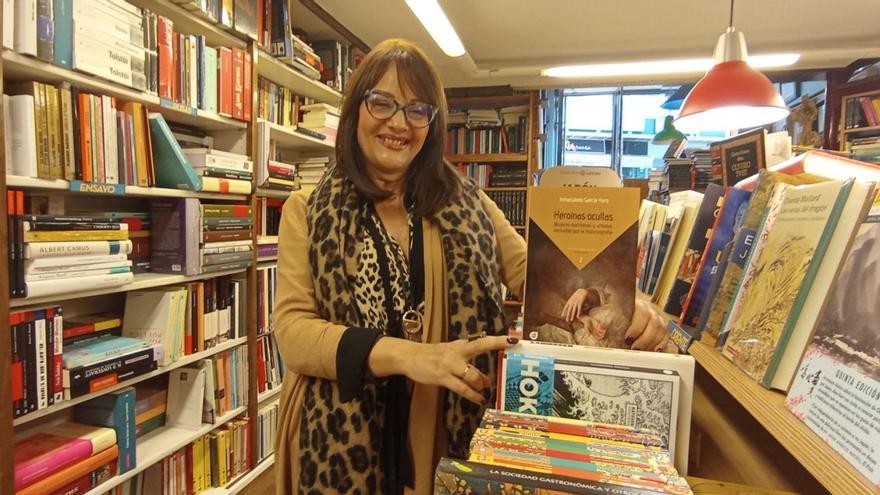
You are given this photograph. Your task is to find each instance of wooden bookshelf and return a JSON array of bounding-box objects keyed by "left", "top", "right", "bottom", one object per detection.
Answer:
[
  {"left": 13, "top": 337, "right": 247, "bottom": 426},
  {"left": 126, "top": 0, "right": 248, "bottom": 49},
  {"left": 3, "top": 52, "right": 247, "bottom": 131},
  {"left": 10, "top": 268, "right": 248, "bottom": 308},
  {"left": 446, "top": 152, "right": 529, "bottom": 163},
  {"left": 841, "top": 124, "right": 880, "bottom": 135},
  {"left": 262, "top": 119, "right": 335, "bottom": 152},
  {"left": 255, "top": 50, "right": 343, "bottom": 105},
  {"left": 483, "top": 186, "right": 527, "bottom": 192},
  {"left": 257, "top": 385, "right": 282, "bottom": 404},
  {"left": 256, "top": 187, "right": 295, "bottom": 198},
  {"left": 837, "top": 87, "right": 880, "bottom": 151},
  {"left": 202, "top": 454, "right": 275, "bottom": 495},
  {"left": 447, "top": 95, "right": 530, "bottom": 110},
  {"left": 84, "top": 406, "right": 248, "bottom": 495},
  {"left": 687, "top": 341, "right": 874, "bottom": 495}
]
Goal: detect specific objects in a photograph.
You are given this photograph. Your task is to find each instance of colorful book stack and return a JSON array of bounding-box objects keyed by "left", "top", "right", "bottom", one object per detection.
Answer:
[
  {"left": 74, "top": 387, "right": 138, "bottom": 474},
  {"left": 849, "top": 136, "right": 880, "bottom": 163},
  {"left": 9, "top": 306, "right": 64, "bottom": 417},
  {"left": 206, "top": 346, "right": 249, "bottom": 418},
  {"left": 488, "top": 166, "right": 528, "bottom": 187},
  {"left": 257, "top": 400, "right": 280, "bottom": 461},
  {"left": 446, "top": 106, "right": 528, "bottom": 155},
  {"left": 14, "top": 422, "right": 119, "bottom": 495},
  {"left": 63, "top": 335, "right": 156, "bottom": 400},
  {"left": 183, "top": 148, "right": 254, "bottom": 194},
  {"left": 434, "top": 409, "right": 692, "bottom": 495},
  {"left": 299, "top": 103, "right": 340, "bottom": 141},
  {"left": 258, "top": 159, "right": 298, "bottom": 191},
  {"left": 311, "top": 39, "right": 364, "bottom": 93},
  {"left": 201, "top": 203, "right": 255, "bottom": 274},
  {"left": 112, "top": 416, "right": 251, "bottom": 494},
  {"left": 257, "top": 76, "right": 302, "bottom": 127},
  {"left": 15, "top": 212, "right": 134, "bottom": 299},
  {"left": 132, "top": 380, "right": 168, "bottom": 437},
  {"left": 256, "top": 334, "right": 283, "bottom": 395}
]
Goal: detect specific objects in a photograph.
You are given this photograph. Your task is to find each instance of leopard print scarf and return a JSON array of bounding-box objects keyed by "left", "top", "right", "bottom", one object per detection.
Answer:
[{"left": 306, "top": 166, "right": 507, "bottom": 469}]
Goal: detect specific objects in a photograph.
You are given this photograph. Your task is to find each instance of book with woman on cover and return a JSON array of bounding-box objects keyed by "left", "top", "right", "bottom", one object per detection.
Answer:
[{"left": 522, "top": 186, "right": 639, "bottom": 349}]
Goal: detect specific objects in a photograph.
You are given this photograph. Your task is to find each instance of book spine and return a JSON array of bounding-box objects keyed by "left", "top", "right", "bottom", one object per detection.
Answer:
[
  {"left": 35, "top": 312, "right": 49, "bottom": 409},
  {"left": 65, "top": 359, "right": 158, "bottom": 399},
  {"left": 53, "top": 0, "right": 72, "bottom": 66},
  {"left": 25, "top": 239, "right": 133, "bottom": 259},
  {"left": 24, "top": 230, "right": 129, "bottom": 242},
  {"left": 218, "top": 47, "right": 232, "bottom": 116},
  {"left": 26, "top": 271, "right": 134, "bottom": 298},
  {"left": 14, "top": 438, "right": 93, "bottom": 490},
  {"left": 52, "top": 307, "right": 64, "bottom": 403},
  {"left": 36, "top": 0, "right": 54, "bottom": 61}
]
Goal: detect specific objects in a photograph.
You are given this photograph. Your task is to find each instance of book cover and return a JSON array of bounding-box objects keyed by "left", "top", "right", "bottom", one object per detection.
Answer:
[
  {"left": 785, "top": 193, "right": 880, "bottom": 488},
  {"left": 16, "top": 445, "right": 118, "bottom": 495},
  {"left": 62, "top": 335, "right": 152, "bottom": 369},
  {"left": 664, "top": 184, "right": 723, "bottom": 317},
  {"left": 14, "top": 422, "right": 116, "bottom": 490},
  {"left": 523, "top": 187, "right": 639, "bottom": 349},
  {"left": 167, "top": 366, "right": 207, "bottom": 429},
  {"left": 151, "top": 197, "right": 201, "bottom": 275},
  {"left": 148, "top": 113, "right": 203, "bottom": 191},
  {"left": 722, "top": 180, "right": 851, "bottom": 383},
  {"left": 651, "top": 191, "right": 704, "bottom": 308},
  {"left": 233, "top": 0, "right": 257, "bottom": 39},
  {"left": 681, "top": 187, "right": 752, "bottom": 329},
  {"left": 719, "top": 128, "right": 766, "bottom": 187},
  {"left": 74, "top": 387, "right": 137, "bottom": 473},
  {"left": 498, "top": 341, "right": 694, "bottom": 473}
]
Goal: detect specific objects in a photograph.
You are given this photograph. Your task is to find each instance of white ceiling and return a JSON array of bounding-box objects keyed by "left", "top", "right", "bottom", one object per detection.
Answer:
[{"left": 294, "top": 0, "right": 880, "bottom": 88}]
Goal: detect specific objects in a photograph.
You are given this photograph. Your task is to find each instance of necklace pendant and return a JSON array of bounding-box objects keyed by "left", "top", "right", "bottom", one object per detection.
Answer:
[{"left": 402, "top": 309, "right": 423, "bottom": 335}]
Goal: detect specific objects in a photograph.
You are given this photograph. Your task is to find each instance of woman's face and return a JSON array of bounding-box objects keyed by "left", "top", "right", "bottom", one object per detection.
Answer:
[{"left": 357, "top": 65, "right": 430, "bottom": 181}]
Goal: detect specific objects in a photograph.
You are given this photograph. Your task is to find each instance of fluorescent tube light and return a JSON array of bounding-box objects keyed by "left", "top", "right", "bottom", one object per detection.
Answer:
[
  {"left": 542, "top": 53, "right": 799, "bottom": 78},
  {"left": 405, "top": 0, "right": 466, "bottom": 57}
]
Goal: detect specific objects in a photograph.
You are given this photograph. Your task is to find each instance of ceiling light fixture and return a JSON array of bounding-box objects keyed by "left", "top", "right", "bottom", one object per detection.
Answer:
[
  {"left": 542, "top": 53, "right": 798, "bottom": 78},
  {"left": 404, "top": 0, "right": 466, "bottom": 57},
  {"left": 675, "top": 0, "right": 791, "bottom": 130}
]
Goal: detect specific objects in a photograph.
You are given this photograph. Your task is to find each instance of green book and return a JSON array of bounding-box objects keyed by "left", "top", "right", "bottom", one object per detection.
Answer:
[
  {"left": 205, "top": 47, "right": 218, "bottom": 115},
  {"left": 148, "top": 113, "right": 203, "bottom": 191}
]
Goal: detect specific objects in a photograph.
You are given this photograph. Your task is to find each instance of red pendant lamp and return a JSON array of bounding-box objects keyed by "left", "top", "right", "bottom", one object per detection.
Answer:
[{"left": 675, "top": 0, "right": 789, "bottom": 130}]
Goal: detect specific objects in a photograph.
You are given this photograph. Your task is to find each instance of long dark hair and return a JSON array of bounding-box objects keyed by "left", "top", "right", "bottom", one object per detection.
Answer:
[{"left": 334, "top": 38, "right": 461, "bottom": 217}]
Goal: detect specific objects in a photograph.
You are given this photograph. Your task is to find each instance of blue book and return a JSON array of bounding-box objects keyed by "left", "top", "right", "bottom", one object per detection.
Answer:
[
  {"left": 502, "top": 353, "right": 554, "bottom": 416},
  {"left": 53, "top": 0, "right": 72, "bottom": 67},
  {"left": 63, "top": 335, "right": 152, "bottom": 369},
  {"left": 74, "top": 387, "right": 137, "bottom": 473},
  {"left": 148, "top": 113, "right": 203, "bottom": 191}
]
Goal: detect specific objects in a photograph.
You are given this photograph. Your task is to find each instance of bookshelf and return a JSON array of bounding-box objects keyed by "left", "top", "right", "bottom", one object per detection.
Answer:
[
  {"left": 835, "top": 87, "right": 880, "bottom": 151},
  {"left": 446, "top": 152, "right": 529, "bottom": 163},
  {"left": 0, "top": 0, "right": 340, "bottom": 491},
  {"left": 687, "top": 342, "right": 875, "bottom": 495}
]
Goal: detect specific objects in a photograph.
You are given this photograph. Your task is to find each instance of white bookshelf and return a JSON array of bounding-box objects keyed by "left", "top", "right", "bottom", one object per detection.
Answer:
[
  {"left": 257, "top": 256, "right": 278, "bottom": 264},
  {"left": 257, "top": 385, "right": 282, "bottom": 404},
  {"left": 11, "top": 268, "right": 249, "bottom": 308},
  {"left": 262, "top": 119, "right": 335, "bottom": 152},
  {"left": 3, "top": 52, "right": 246, "bottom": 131},
  {"left": 256, "top": 187, "right": 294, "bottom": 199},
  {"left": 255, "top": 50, "right": 343, "bottom": 105},
  {"left": 125, "top": 0, "right": 248, "bottom": 50},
  {"left": 257, "top": 236, "right": 279, "bottom": 245},
  {"left": 201, "top": 454, "right": 275, "bottom": 495},
  {"left": 6, "top": 175, "right": 249, "bottom": 201},
  {"left": 84, "top": 406, "right": 249, "bottom": 495},
  {"left": 13, "top": 337, "right": 248, "bottom": 426}
]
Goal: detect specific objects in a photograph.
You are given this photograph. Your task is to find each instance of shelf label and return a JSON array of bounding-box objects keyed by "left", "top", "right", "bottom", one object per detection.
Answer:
[
  {"left": 70, "top": 180, "right": 125, "bottom": 195},
  {"left": 160, "top": 98, "right": 198, "bottom": 116}
]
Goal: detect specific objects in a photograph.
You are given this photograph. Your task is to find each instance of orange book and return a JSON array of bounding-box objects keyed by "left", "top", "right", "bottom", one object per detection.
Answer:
[
  {"left": 18, "top": 445, "right": 118, "bottom": 495},
  {"left": 120, "top": 102, "right": 152, "bottom": 187},
  {"left": 78, "top": 94, "right": 92, "bottom": 182}
]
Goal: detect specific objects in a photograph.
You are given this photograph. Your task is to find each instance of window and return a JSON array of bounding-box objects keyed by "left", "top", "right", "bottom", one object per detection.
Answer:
[{"left": 562, "top": 93, "right": 613, "bottom": 167}]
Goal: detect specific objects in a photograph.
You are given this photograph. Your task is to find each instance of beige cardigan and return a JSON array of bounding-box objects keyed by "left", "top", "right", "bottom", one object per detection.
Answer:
[{"left": 273, "top": 189, "right": 527, "bottom": 494}]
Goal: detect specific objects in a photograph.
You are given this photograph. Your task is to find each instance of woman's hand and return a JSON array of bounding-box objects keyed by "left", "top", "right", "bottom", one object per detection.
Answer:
[
  {"left": 561, "top": 288, "right": 590, "bottom": 322},
  {"left": 624, "top": 300, "right": 677, "bottom": 353},
  {"left": 368, "top": 335, "right": 518, "bottom": 404}
]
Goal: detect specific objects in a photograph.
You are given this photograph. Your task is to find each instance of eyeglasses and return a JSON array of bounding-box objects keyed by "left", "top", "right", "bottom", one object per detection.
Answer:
[{"left": 363, "top": 89, "right": 437, "bottom": 128}]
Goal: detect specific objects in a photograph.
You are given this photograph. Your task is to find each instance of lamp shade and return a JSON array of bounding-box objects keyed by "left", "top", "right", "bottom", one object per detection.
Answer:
[
  {"left": 652, "top": 115, "right": 687, "bottom": 144},
  {"left": 675, "top": 60, "right": 789, "bottom": 130}
]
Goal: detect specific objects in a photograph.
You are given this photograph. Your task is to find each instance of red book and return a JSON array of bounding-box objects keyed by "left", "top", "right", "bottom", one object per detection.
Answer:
[
  {"left": 256, "top": 338, "right": 266, "bottom": 392},
  {"left": 48, "top": 306, "right": 63, "bottom": 404},
  {"left": 218, "top": 47, "right": 233, "bottom": 117},
  {"left": 172, "top": 33, "right": 181, "bottom": 103},
  {"left": 10, "top": 311, "right": 24, "bottom": 414},
  {"left": 185, "top": 443, "right": 195, "bottom": 494},
  {"left": 157, "top": 16, "right": 174, "bottom": 101},
  {"left": 46, "top": 460, "right": 116, "bottom": 495},
  {"left": 243, "top": 51, "right": 252, "bottom": 121},
  {"left": 18, "top": 445, "right": 118, "bottom": 495},
  {"left": 231, "top": 47, "right": 244, "bottom": 120}
]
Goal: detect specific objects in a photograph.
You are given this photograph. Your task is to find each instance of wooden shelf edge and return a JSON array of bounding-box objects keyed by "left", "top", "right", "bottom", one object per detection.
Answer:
[
  {"left": 84, "top": 406, "right": 249, "bottom": 495},
  {"left": 255, "top": 50, "right": 342, "bottom": 105},
  {"left": 6, "top": 175, "right": 249, "bottom": 201},
  {"left": 446, "top": 153, "right": 529, "bottom": 163},
  {"left": 257, "top": 386, "right": 282, "bottom": 403},
  {"left": 201, "top": 454, "right": 275, "bottom": 495},
  {"left": 688, "top": 341, "right": 875, "bottom": 494},
  {"left": 14, "top": 337, "right": 248, "bottom": 426},
  {"left": 262, "top": 120, "right": 335, "bottom": 151},
  {"left": 11, "top": 268, "right": 249, "bottom": 309},
  {"left": 842, "top": 125, "right": 880, "bottom": 135},
  {"left": 483, "top": 187, "right": 527, "bottom": 192},
  {"left": 447, "top": 95, "right": 530, "bottom": 110}
]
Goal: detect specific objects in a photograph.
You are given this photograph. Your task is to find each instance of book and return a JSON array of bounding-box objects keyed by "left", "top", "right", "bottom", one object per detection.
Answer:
[
  {"left": 664, "top": 185, "right": 722, "bottom": 317},
  {"left": 151, "top": 197, "right": 201, "bottom": 275},
  {"left": 149, "top": 113, "right": 203, "bottom": 191},
  {"left": 718, "top": 129, "right": 791, "bottom": 187},
  {"left": 721, "top": 180, "right": 851, "bottom": 383},
  {"left": 62, "top": 335, "right": 152, "bottom": 369},
  {"left": 16, "top": 445, "right": 118, "bottom": 495},
  {"left": 74, "top": 387, "right": 137, "bottom": 473},
  {"left": 785, "top": 191, "right": 880, "bottom": 488},
  {"left": 523, "top": 187, "right": 639, "bottom": 349},
  {"left": 166, "top": 366, "right": 207, "bottom": 429},
  {"left": 651, "top": 190, "right": 704, "bottom": 308},
  {"left": 122, "top": 287, "right": 187, "bottom": 366},
  {"left": 498, "top": 340, "right": 694, "bottom": 473},
  {"left": 14, "top": 422, "right": 116, "bottom": 490}
]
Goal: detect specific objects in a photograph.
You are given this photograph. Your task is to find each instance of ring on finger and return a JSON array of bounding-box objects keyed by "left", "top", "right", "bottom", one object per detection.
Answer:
[{"left": 460, "top": 364, "right": 472, "bottom": 379}]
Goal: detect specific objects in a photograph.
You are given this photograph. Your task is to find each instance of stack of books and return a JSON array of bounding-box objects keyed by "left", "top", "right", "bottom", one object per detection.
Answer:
[
  {"left": 311, "top": 39, "right": 364, "bottom": 92},
  {"left": 688, "top": 148, "right": 713, "bottom": 189},
  {"left": 665, "top": 157, "right": 695, "bottom": 190},
  {"left": 18, "top": 214, "right": 135, "bottom": 298},
  {"left": 183, "top": 148, "right": 254, "bottom": 195},
  {"left": 434, "top": 409, "right": 692, "bottom": 495},
  {"left": 131, "top": 380, "right": 168, "bottom": 437},
  {"left": 201, "top": 203, "right": 254, "bottom": 274},
  {"left": 257, "top": 400, "right": 280, "bottom": 462},
  {"left": 294, "top": 156, "right": 331, "bottom": 189},
  {"left": 74, "top": 388, "right": 138, "bottom": 475},
  {"left": 14, "top": 422, "right": 119, "bottom": 495},
  {"left": 257, "top": 334, "right": 283, "bottom": 395},
  {"left": 849, "top": 136, "right": 880, "bottom": 163},
  {"left": 63, "top": 334, "right": 157, "bottom": 400},
  {"left": 259, "top": 159, "right": 299, "bottom": 191},
  {"left": 489, "top": 166, "right": 528, "bottom": 187},
  {"left": 299, "top": 103, "right": 340, "bottom": 141},
  {"left": 467, "top": 108, "right": 501, "bottom": 127}
]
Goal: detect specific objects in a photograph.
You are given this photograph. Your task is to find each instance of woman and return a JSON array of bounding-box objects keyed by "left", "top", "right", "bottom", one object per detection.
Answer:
[{"left": 273, "top": 39, "right": 670, "bottom": 494}]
